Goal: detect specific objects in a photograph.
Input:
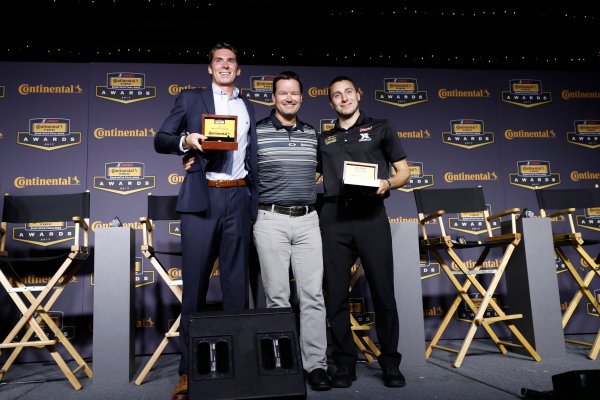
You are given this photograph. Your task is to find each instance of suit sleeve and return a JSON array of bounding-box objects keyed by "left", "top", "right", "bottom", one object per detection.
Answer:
[{"left": 154, "top": 92, "right": 188, "bottom": 155}]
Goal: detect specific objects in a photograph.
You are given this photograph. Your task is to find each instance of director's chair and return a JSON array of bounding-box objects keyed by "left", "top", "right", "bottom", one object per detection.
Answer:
[
  {"left": 414, "top": 187, "right": 540, "bottom": 368},
  {"left": 135, "top": 194, "right": 218, "bottom": 385},
  {"left": 0, "top": 192, "right": 92, "bottom": 390},
  {"left": 348, "top": 263, "right": 381, "bottom": 362},
  {"left": 535, "top": 187, "right": 600, "bottom": 359}
]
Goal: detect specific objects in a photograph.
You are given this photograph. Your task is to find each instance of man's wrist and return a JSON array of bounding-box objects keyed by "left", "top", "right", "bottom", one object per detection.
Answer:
[
  {"left": 386, "top": 178, "right": 392, "bottom": 190},
  {"left": 182, "top": 132, "right": 190, "bottom": 150}
]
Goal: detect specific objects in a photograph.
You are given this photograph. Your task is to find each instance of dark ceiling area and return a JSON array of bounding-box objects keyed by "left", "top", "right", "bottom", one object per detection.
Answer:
[{"left": 1, "top": 0, "right": 599, "bottom": 71}]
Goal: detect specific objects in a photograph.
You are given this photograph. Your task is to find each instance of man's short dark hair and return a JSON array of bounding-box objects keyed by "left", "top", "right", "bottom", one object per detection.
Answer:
[
  {"left": 208, "top": 42, "right": 238, "bottom": 64},
  {"left": 273, "top": 71, "right": 303, "bottom": 94},
  {"left": 328, "top": 75, "right": 357, "bottom": 99}
]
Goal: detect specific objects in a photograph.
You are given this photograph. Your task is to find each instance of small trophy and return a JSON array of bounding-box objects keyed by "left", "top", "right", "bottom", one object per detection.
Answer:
[
  {"left": 201, "top": 114, "right": 238, "bottom": 150},
  {"left": 342, "top": 161, "right": 380, "bottom": 191}
]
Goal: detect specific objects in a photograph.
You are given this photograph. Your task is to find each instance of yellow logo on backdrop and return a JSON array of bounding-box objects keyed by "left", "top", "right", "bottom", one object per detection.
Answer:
[
  {"left": 448, "top": 206, "right": 501, "bottom": 235},
  {"left": 91, "top": 220, "right": 145, "bottom": 232},
  {"left": 438, "top": 88, "right": 491, "bottom": 99},
  {"left": 93, "top": 128, "right": 155, "bottom": 139},
  {"left": 96, "top": 72, "right": 157, "bottom": 103},
  {"left": 168, "top": 173, "right": 185, "bottom": 185},
  {"left": 308, "top": 87, "right": 329, "bottom": 97},
  {"left": 14, "top": 176, "right": 80, "bottom": 189},
  {"left": 375, "top": 78, "right": 428, "bottom": 107},
  {"left": 505, "top": 129, "right": 556, "bottom": 140},
  {"left": 12, "top": 221, "right": 76, "bottom": 246},
  {"left": 93, "top": 162, "right": 156, "bottom": 195},
  {"left": 168, "top": 84, "right": 205, "bottom": 95},
  {"left": 509, "top": 160, "right": 560, "bottom": 189},
  {"left": 18, "top": 118, "right": 82, "bottom": 150},
  {"left": 576, "top": 208, "right": 600, "bottom": 232},
  {"left": 397, "top": 161, "right": 434, "bottom": 192},
  {"left": 442, "top": 119, "right": 494, "bottom": 149},
  {"left": 444, "top": 171, "right": 498, "bottom": 183},
  {"left": 567, "top": 120, "right": 600, "bottom": 148},
  {"left": 241, "top": 75, "right": 275, "bottom": 106},
  {"left": 502, "top": 79, "right": 552, "bottom": 107},
  {"left": 0, "top": 85, "right": 5, "bottom": 98},
  {"left": 570, "top": 171, "right": 600, "bottom": 182},
  {"left": 561, "top": 90, "right": 600, "bottom": 100},
  {"left": 397, "top": 130, "right": 431, "bottom": 139},
  {"left": 18, "top": 84, "right": 83, "bottom": 95}
]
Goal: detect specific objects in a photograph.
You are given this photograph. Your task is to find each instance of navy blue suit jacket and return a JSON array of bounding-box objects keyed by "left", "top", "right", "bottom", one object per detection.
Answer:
[{"left": 154, "top": 87, "right": 259, "bottom": 219}]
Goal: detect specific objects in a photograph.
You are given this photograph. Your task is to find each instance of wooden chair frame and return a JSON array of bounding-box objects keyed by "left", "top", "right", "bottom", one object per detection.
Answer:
[
  {"left": 415, "top": 187, "right": 540, "bottom": 368},
  {"left": 536, "top": 187, "right": 600, "bottom": 360},
  {"left": 348, "top": 264, "right": 381, "bottom": 362},
  {"left": 135, "top": 194, "right": 218, "bottom": 385},
  {"left": 0, "top": 192, "right": 92, "bottom": 390}
]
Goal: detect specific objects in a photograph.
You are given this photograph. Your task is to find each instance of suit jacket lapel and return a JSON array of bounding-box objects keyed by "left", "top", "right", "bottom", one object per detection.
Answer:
[{"left": 201, "top": 87, "right": 216, "bottom": 114}]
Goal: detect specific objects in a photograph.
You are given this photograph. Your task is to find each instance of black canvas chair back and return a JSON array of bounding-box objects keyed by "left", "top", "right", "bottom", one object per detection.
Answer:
[
  {"left": 535, "top": 187, "right": 600, "bottom": 360},
  {"left": 413, "top": 187, "right": 540, "bottom": 368},
  {"left": 0, "top": 192, "right": 92, "bottom": 389}
]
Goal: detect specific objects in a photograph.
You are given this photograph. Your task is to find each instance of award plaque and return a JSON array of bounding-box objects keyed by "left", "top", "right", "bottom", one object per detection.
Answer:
[
  {"left": 201, "top": 114, "right": 238, "bottom": 150},
  {"left": 343, "top": 161, "right": 380, "bottom": 190}
]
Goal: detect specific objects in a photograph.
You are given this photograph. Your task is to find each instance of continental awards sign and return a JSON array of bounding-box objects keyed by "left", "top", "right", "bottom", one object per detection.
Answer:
[
  {"left": 576, "top": 208, "right": 600, "bottom": 232},
  {"left": 442, "top": 119, "right": 494, "bottom": 149},
  {"left": 12, "top": 222, "right": 76, "bottom": 246},
  {"left": 18, "top": 118, "right": 81, "bottom": 150},
  {"left": 448, "top": 205, "right": 501, "bottom": 236},
  {"left": 509, "top": 160, "right": 560, "bottom": 189},
  {"left": 93, "top": 162, "right": 156, "bottom": 194},
  {"left": 398, "top": 161, "right": 434, "bottom": 192},
  {"left": 241, "top": 75, "right": 275, "bottom": 106},
  {"left": 375, "top": 78, "right": 427, "bottom": 107},
  {"left": 319, "top": 119, "right": 336, "bottom": 133},
  {"left": 567, "top": 120, "right": 600, "bottom": 149},
  {"left": 96, "top": 72, "right": 157, "bottom": 103},
  {"left": 502, "top": 79, "right": 552, "bottom": 107}
]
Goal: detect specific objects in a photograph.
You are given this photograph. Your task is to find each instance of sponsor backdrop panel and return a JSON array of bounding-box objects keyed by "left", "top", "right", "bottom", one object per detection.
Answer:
[
  {"left": 1, "top": 62, "right": 599, "bottom": 363},
  {"left": 0, "top": 62, "right": 91, "bottom": 361}
]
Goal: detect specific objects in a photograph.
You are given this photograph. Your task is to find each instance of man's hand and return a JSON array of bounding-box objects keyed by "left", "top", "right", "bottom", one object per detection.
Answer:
[
  {"left": 376, "top": 179, "right": 391, "bottom": 196},
  {"left": 185, "top": 133, "right": 207, "bottom": 151},
  {"left": 183, "top": 156, "right": 195, "bottom": 171}
]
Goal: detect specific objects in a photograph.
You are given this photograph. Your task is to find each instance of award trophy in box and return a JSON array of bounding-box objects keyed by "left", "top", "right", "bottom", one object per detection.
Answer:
[
  {"left": 342, "top": 161, "right": 380, "bottom": 191},
  {"left": 202, "top": 114, "right": 238, "bottom": 150}
]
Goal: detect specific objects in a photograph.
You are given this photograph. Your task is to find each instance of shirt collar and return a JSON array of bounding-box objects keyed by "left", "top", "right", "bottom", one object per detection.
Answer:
[
  {"left": 211, "top": 83, "right": 239, "bottom": 99},
  {"left": 333, "top": 111, "right": 366, "bottom": 131},
  {"left": 269, "top": 109, "right": 305, "bottom": 132}
]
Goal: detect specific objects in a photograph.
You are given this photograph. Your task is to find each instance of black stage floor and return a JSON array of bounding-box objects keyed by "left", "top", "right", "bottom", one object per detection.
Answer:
[{"left": 2, "top": 336, "right": 599, "bottom": 400}]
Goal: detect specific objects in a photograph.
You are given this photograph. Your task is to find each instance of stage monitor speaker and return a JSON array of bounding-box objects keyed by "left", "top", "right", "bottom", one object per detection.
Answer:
[
  {"left": 189, "top": 308, "right": 306, "bottom": 400},
  {"left": 552, "top": 369, "right": 600, "bottom": 399}
]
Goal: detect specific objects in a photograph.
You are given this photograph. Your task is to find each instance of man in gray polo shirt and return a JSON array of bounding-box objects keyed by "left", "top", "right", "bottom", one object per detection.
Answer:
[{"left": 253, "top": 71, "right": 330, "bottom": 391}]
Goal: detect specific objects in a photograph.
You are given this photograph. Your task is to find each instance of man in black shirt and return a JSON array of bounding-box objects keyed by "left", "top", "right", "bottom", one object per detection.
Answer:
[{"left": 317, "top": 76, "right": 410, "bottom": 388}]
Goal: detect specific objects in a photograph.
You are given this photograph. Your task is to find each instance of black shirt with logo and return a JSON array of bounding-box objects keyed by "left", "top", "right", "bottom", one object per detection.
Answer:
[{"left": 317, "top": 111, "right": 407, "bottom": 198}]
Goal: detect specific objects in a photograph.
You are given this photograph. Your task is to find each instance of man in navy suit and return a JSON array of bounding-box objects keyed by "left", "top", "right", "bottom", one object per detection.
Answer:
[{"left": 154, "top": 42, "right": 258, "bottom": 400}]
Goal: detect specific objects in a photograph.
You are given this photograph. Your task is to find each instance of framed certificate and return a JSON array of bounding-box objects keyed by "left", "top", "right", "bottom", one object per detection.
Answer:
[
  {"left": 343, "top": 161, "right": 380, "bottom": 190},
  {"left": 201, "top": 114, "right": 238, "bottom": 150}
]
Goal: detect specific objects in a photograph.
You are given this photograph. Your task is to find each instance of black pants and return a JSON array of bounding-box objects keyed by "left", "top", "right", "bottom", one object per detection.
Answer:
[{"left": 319, "top": 198, "right": 401, "bottom": 368}]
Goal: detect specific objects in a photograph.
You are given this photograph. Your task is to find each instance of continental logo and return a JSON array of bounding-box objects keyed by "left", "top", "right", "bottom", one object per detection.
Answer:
[
  {"left": 168, "top": 84, "right": 205, "bottom": 96},
  {"left": 398, "top": 161, "right": 434, "bottom": 192},
  {"left": 12, "top": 221, "right": 75, "bottom": 246},
  {"left": 502, "top": 79, "right": 552, "bottom": 107},
  {"left": 93, "top": 127, "right": 156, "bottom": 139},
  {"left": 567, "top": 120, "right": 600, "bottom": 148},
  {"left": 136, "top": 317, "right": 156, "bottom": 328},
  {"left": 576, "top": 208, "right": 600, "bottom": 232},
  {"left": 14, "top": 176, "right": 80, "bottom": 189},
  {"left": 505, "top": 129, "right": 556, "bottom": 140},
  {"left": 388, "top": 216, "right": 437, "bottom": 224},
  {"left": 241, "top": 75, "right": 275, "bottom": 106},
  {"left": 397, "top": 129, "right": 430, "bottom": 139},
  {"left": 91, "top": 220, "right": 146, "bottom": 232},
  {"left": 587, "top": 289, "right": 600, "bottom": 317},
  {"left": 168, "top": 173, "right": 185, "bottom": 185},
  {"left": 9, "top": 275, "right": 77, "bottom": 286},
  {"left": 18, "top": 118, "right": 81, "bottom": 150},
  {"left": 375, "top": 78, "right": 428, "bottom": 107},
  {"left": 420, "top": 253, "right": 440, "bottom": 280},
  {"left": 0, "top": 85, "right": 5, "bottom": 98},
  {"left": 309, "top": 86, "right": 363, "bottom": 98},
  {"left": 424, "top": 305, "right": 444, "bottom": 317},
  {"left": 438, "top": 88, "right": 491, "bottom": 99},
  {"left": 570, "top": 170, "right": 600, "bottom": 182},
  {"left": 444, "top": 171, "right": 498, "bottom": 183},
  {"left": 509, "top": 160, "right": 560, "bottom": 189},
  {"left": 135, "top": 257, "right": 155, "bottom": 287},
  {"left": 458, "top": 292, "right": 500, "bottom": 322},
  {"left": 168, "top": 265, "right": 220, "bottom": 279},
  {"left": 442, "top": 119, "right": 494, "bottom": 149},
  {"left": 96, "top": 72, "right": 157, "bottom": 104},
  {"left": 448, "top": 205, "right": 501, "bottom": 235},
  {"left": 18, "top": 84, "right": 83, "bottom": 95},
  {"left": 319, "top": 118, "right": 336, "bottom": 133},
  {"left": 93, "top": 162, "right": 156, "bottom": 195},
  {"left": 561, "top": 90, "right": 600, "bottom": 100},
  {"left": 349, "top": 298, "right": 375, "bottom": 325}
]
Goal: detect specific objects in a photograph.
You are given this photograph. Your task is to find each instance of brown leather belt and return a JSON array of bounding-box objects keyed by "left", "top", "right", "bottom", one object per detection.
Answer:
[
  {"left": 259, "top": 203, "right": 316, "bottom": 217},
  {"left": 207, "top": 179, "right": 246, "bottom": 188}
]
